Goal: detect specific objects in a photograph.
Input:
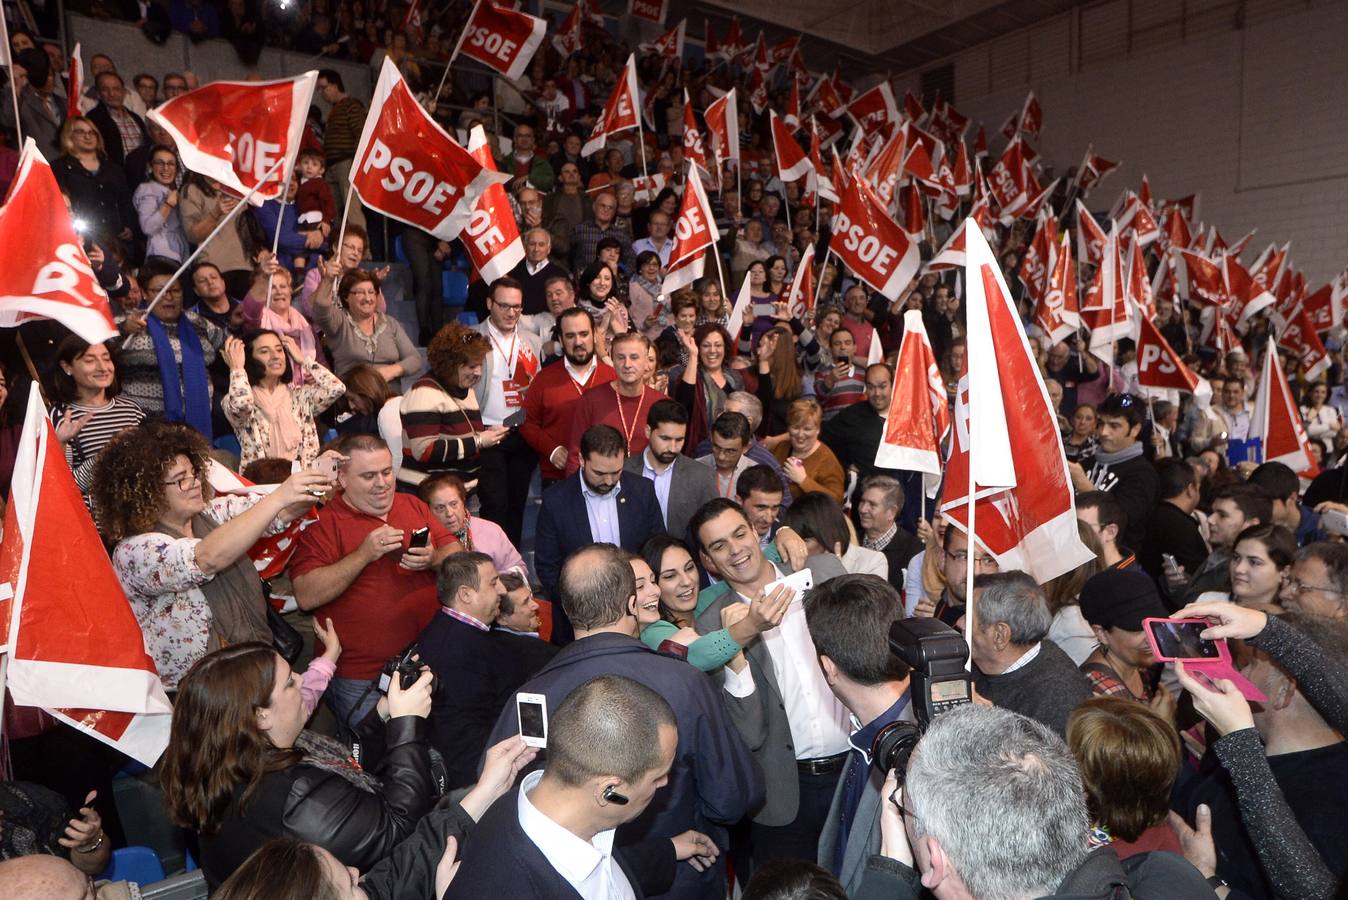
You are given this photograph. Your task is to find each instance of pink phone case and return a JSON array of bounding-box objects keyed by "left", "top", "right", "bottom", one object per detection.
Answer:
[{"left": 1142, "top": 617, "right": 1267, "bottom": 702}]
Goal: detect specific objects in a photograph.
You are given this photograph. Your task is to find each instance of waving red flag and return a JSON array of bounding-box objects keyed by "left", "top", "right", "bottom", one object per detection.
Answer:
[
  {"left": 583, "top": 54, "right": 640, "bottom": 157},
  {"left": 681, "top": 90, "right": 708, "bottom": 174},
  {"left": 1136, "top": 316, "right": 1209, "bottom": 404},
  {"left": 1035, "top": 231, "right": 1079, "bottom": 347},
  {"left": 988, "top": 136, "right": 1028, "bottom": 219},
  {"left": 770, "top": 110, "right": 811, "bottom": 182},
  {"left": 1172, "top": 248, "right": 1228, "bottom": 307},
  {"left": 453, "top": 0, "right": 547, "bottom": 80},
  {"left": 552, "top": 3, "right": 583, "bottom": 56},
  {"left": 1252, "top": 340, "right": 1319, "bottom": 479},
  {"left": 1073, "top": 145, "right": 1120, "bottom": 195},
  {"left": 0, "top": 141, "right": 116, "bottom": 344},
  {"left": 628, "top": 0, "right": 667, "bottom": 23},
  {"left": 149, "top": 71, "right": 316, "bottom": 201},
  {"left": 663, "top": 166, "right": 719, "bottom": 294},
  {"left": 828, "top": 176, "right": 920, "bottom": 301},
  {"left": 847, "top": 81, "right": 897, "bottom": 136},
  {"left": 1224, "top": 255, "right": 1276, "bottom": 324},
  {"left": 461, "top": 125, "right": 524, "bottom": 282},
  {"left": 351, "top": 60, "right": 508, "bottom": 242},
  {"left": 785, "top": 245, "right": 815, "bottom": 319},
  {"left": 66, "top": 44, "right": 83, "bottom": 122},
  {"left": 1277, "top": 309, "right": 1331, "bottom": 381},
  {"left": 941, "top": 223, "right": 1093, "bottom": 584},
  {"left": 641, "top": 19, "right": 685, "bottom": 60},
  {"left": 704, "top": 89, "right": 739, "bottom": 165},
  {"left": 876, "top": 310, "right": 949, "bottom": 480},
  {"left": 703, "top": 20, "right": 725, "bottom": 61}
]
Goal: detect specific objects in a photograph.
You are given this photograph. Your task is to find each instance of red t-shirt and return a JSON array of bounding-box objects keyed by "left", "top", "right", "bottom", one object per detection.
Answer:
[{"left": 289, "top": 493, "right": 455, "bottom": 679}]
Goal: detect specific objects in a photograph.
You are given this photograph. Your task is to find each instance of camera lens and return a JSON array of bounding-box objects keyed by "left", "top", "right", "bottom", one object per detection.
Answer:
[{"left": 872, "top": 722, "right": 922, "bottom": 776}]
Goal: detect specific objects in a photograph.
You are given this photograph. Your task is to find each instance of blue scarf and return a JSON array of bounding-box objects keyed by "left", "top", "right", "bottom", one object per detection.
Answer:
[{"left": 147, "top": 314, "right": 213, "bottom": 439}]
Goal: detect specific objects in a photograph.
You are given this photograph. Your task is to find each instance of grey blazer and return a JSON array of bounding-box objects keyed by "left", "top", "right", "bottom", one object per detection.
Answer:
[
  {"left": 816, "top": 701, "right": 918, "bottom": 895},
  {"left": 472, "top": 322, "right": 545, "bottom": 411},
  {"left": 623, "top": 453, "right": 718, "bottom": 543},
  {"left": 693, "top": 553, "right": 848, "bottom": 826}
]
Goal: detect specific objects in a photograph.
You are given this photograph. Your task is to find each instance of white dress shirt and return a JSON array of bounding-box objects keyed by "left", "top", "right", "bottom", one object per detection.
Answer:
[
  {"left": 723, "top": 564, "right": 851, "bottom": 758},
  {"left": 481, "top": 320, "right": 522, "bottom": 425},
  {"left": 641, "top": 449, "right": 675, "bottom": 525},
  {"left": 516, "top": 770, "right": 637, "bottom": 900},
  {"left": 581, "top": 478, "right": 623, "bottom": 546}
]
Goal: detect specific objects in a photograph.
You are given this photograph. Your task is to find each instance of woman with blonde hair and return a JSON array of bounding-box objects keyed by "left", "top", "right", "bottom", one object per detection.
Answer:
[
  {"left": 52, "top": 115, "right": 135, "bottom": 247},
  {"left": 773, "top": 399, "right": 844, "bottom": 503}
]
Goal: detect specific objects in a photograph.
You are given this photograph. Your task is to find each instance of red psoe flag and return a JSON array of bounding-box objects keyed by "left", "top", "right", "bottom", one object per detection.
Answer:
[
  {"left": 1136, "top": 315, "right": 1210, "bottom": 404},
  {"left": 583, "top": 54, "right": 640, "bottom": 157},
  {"left": 703, "top": 20, "right": 724, "bottom": 61},
  {"left": 1173, "top": 248, "right": 1228, "bottom": 307},
  {"left": 1277, "top": 309, "right": 1331, "bottom": 381},
  {"left": 149, "top": 71, "right": 316, "bottom": 202},
  {"left": 627, "top": 0, "right": 667, "bottom": 23},
  {"left": 0, "top": 140, "right": 117, "bottom": 344},
  {"left": 552, "top": 3, "right": 583, "bottom": 56},
  {"left": 1251, "top": 341, "right": 1319, "bottom": 479},
  {"left": 641, "top": 18, "right": 685, "bottom": 59},
  {"left": 988, "top": 136, "right": 1028, "bottom": 219},
  {"left": 940, "top": 224, "right": 1094, "bottom": 584},
  {"left": 747, "top": 67, "right": 768, "bottom": 115},
  {"left": 784, "top": 80, "right": 801, "bottom": 130},
  {"left": 681, "top": 90, "right": 708, "bottom": 174},
  {"left": 454, "top": 0, "right": 547, "bottom": 80},
  {"left": 846, "top": 81, "right": 898, "bottom": 136},
  {"left": 703, "top": 89, "right": 740, "bottom": 164},
  {"left": 66, "top": 44, "right": 82, "bottom": 122},
  {"left": 1075, "top": 200, "right": 1107, "bottom": 267},
  {"left": 662, "top": 165, "right": 719, "bottom": 294},
  {"left": 461, "top": 125, "right": 524, "bottom": 283},
  {"left": 1035, "top": 231, "right": 1079, "bottom": 347},
  {"left": 1073, "top": 145, "right": 1119, "bottom": 196},
  {"left": 876, "top": 309, "right": 950, "bottom": 480},
  {"left": 1224, "top": 255, "right": 1276, "bottom": 324},
  {"left": 828, "top": 176, "right": 920, "bottom": 301},
  {"left": 0, "top": 386, "right": 173, "bottom": 766},
  {"left": 769, "top": 110, "right": 811, "bottom": 182},
  {"left": 785, "top": 245, "right": 815, "bottom": 320},
  {"left": 351, "top": 61, "right": 509, "bottom": 242}
]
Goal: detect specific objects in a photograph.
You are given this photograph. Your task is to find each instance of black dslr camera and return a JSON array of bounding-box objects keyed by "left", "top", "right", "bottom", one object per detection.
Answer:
[
  {"left": 377, "top": 642, "right": 428, "bottom": 694},
  {"left": 871, "top": 617, "right": 973, "bottom": 775}
]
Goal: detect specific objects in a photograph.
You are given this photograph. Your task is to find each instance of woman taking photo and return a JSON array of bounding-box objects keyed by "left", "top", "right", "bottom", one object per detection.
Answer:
[
  {"left": 312, "top": 262, "right": 420, "bottom": 382},
  {"left": 1229, "top": 523, "right": 1296, "bottom": 609},
  {"left": 92, "top": 422, "right": 331, "bottom": 689},
  {"left": 222, "top": 330, "right": 346, "bottom": 469},
  {"left": 773, "top": 398, "right": 844, "bottom": 503},
  {"left": 51, "top": 335, "right": 145, "bottom": 500},
  {"left": 161, "top": 642, "right": 435, "bottom": 888},
  {"left": 133, "top": 146, "right": 189, "bottom": 263},
  {"left": 1301, "top": 382, "right": 1341, "bottom": 443}
]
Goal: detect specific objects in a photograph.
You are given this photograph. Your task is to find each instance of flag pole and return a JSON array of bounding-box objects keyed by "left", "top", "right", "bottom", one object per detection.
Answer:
[
  {"left": 14, "top": 332, "right": 47, "bottom": 403},
  {"left": 333, "top": 180, "right": 357, "bottom": 260},
  {"left": 964, "top": 373, "right": 977, "bottom": 673},
  {"left": 1, "top": 3, "right": 23, "bottom": 147},
  {"left": 265, "top": 185, "right": 290, "bottom": 306},
  {"left": 145, "top": 156, "right": 288, "bottom": 314},
  {"left": 433, "top": 0, "right": 475, "bottom": 110},
  {"left": 710, "top": 244, "right": 728, "bottom": 308},
  {"left": 812, "top": 248, "right": 829, "bottom": 310}
]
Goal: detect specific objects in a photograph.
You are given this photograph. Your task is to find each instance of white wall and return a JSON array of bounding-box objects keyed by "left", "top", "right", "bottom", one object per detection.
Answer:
[{"left": 893, "top": 0, "right": 1348, "bottom": 283}]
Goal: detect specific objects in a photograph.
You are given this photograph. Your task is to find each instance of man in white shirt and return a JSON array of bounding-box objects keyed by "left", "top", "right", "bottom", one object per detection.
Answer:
[
  {"left": 1216, "top": 377, "right": 1252, "bottom": 441},
  {"left": 691, "top": 499, "right": 851, "bottom": 871},
  {"left": 625, "top": 399, "right": 717, "bottom": 540},
  {"left": 453, "top": 674, "right": 719, "bottom": 899}
]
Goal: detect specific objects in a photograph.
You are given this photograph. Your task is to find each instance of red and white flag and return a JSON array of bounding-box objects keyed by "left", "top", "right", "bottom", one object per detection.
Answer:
[
  {"left": 583, "top": 54, "right": 641, "bottom": 157},
  {"left": 940, "top": 224, "right": 1093, "bottom": 583},
  {"left": 552, "top": 3, "right": 584, "bottom": 57},
  {"left": 1072, "top": 146, "right": 1119, "bottom": 196},
  {"left": 1300, "top": 281, "right": 1345, "bottom": 335},
  {"left": 403, "top": 0, "right": 423, "bottom": 30},
  {"left": 703, "top": 89, "right": 739, "bottom": 164},
  {"left": 927, "top": 201, "right": 994, "bottom": 271},
  {"left": 846, "top": 81, "right": 897, "bottom": 136},
  {"left": 876, "top": 309, "right": 950, "bottom": 483},
  {"left": 1083, "top": 228, "right": 1132, "bottom": 365},
  {"left": 1172, "top": 248, "right": 1228, "bottom": 308},
  {"left": 66, "top": 44, "right": 82, "bottom": 122},
  {"left": 351, "top": 61, "right": 508, "bottom": 242},
  {"left": 0, "top": 386, "right": 173, "bottom": 765},
  {"left": 150, "top": 71, "right": 316, "bottom": 202},
  {"left": 769, "top": 35, "right": 800, "bottom": 67},
  {"left": 769, "top": 111, "right": 812, "bottom": 182},
  {"left": 810, "top": 76, "right": 847, "bottom": 120},
  {"left": 461, "top": 125, "right": 524, "bottom": 282},
  {"left": 785, "top": 245, "right": 815, "bottom": 320},
  {"left": 661, "top": 166, "right": 719, "bottom": 294},
  {"left": 1251, "top": 342, "right": 1319, "bottom": 479},
  {"left": 681, "top": 91, "right": 708, "bottom": 175},
  {"left": 1000, "top": 91, "right": 1042, "bottom": 141},
  {"left": 1136, "top": 316, "right": 1210, "bottom": 404},
  {"left": 722, "top": 16, "right": 744, "bottom": 57},
  {"left": 1277, "top": 309, "right": 1331, "bottom": 381},
  {"left": 1075, "top": 200, "right": 1107, "bottom": 268},
  {"left": 726, "top": 269, "right": 754, "bottom": 347},
  {"left": 628, "top": 0, "right": 667, "bottom": 24},
  {"left": 641, "top": 18, "right": 685, "bottom": 59},
  {"left": 452, "top": 0, "right": 547, "bottom": 80},
  {"left": 1224, "top": 255, "right": 1276, "bottom": 324},
  {"left": 1035, "top": 231, "right": 1079, "bottom": 347},
  {"left": 784, "top": 80, "right": 801, "bottom": 130},
  {"left": 747, "top": 67, "right": 769, "bottom": 115},
  {"left": 828, "top": 175, "right": 920, "bottom": 301},
  {"left": 988, "top": 136, "right": 1028, "bottom": 220},
  {"left": 703, "top": 20, "right": 726, "bottom": 61},
  {"left": 0, "top": 140, "right": 117, "bottom": 344}
]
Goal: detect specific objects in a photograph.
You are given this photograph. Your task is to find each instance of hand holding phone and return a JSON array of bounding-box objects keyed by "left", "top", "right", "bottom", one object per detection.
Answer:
[{"left": 516, "top": 692, "right": 548, "bottom": 748}]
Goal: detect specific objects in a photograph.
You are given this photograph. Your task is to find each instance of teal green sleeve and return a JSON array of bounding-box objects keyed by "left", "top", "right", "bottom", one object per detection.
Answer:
[
  {"left": 693, "top": 543, "right": 784, "bottom": 617},
  {"left": 641, "top": 620, "right": 742, "bottom": 673}
]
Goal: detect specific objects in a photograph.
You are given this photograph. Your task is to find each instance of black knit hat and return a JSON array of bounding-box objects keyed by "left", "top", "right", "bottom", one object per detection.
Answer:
[{"left": 1078, "top": 569, "right": 1166, "bottom": 632}]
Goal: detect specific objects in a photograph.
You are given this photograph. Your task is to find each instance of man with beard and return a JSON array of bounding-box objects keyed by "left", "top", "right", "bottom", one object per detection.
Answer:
[
  {"left": 535, "top": 425, "right": 665, "bottom": 644},
  {"left": 625, "top": 399, "right": 717, "bottom": 541},
  {"left": 566, "top": 332, "right": 669, "bottom": 475},
  {"left": 521, "top": 274, "right": 578, "bottom": 362},
  {"left": 520, "top": 307, "right": 614, "bottom": 486}
]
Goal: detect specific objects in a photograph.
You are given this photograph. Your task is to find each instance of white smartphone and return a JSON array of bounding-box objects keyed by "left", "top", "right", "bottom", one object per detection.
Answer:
[
  {"left": 763, "top": 568, "right": 814, "bottom": 599},
  {"left": 516, "top": 692, "right": 548, "bottom": 748}
]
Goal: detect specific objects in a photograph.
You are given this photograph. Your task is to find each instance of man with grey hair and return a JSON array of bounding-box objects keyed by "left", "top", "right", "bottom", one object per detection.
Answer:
[
  {"left": 509, "top": 225, "right": 568, "bottom": 315},
  {"left": 692, "top": 390, "right": 794, "bottom": 507},
  {"left": 856, "top": 474, "right": 923, "bottom": 592},
  {"left": 968, "top": 572, "right": 1091, "bottom": 737}
]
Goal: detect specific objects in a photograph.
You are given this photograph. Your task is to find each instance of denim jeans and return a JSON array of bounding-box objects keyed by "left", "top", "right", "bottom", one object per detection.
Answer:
[{"left": 326, "top": 674, "right": 382, "bottom": 742}]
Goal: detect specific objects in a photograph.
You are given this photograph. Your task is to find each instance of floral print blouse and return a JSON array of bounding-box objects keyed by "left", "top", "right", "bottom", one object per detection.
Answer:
[
  {"left": 222, "top": 359, "right": 346, "bottom": 468},
  {"left": 113, "top": 493, "right": 287, "bottom": 689}
]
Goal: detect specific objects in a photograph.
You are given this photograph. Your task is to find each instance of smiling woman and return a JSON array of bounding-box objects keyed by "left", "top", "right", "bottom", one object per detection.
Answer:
[{"left": 51, "top": 334, "right": 146, "bottom": 502}]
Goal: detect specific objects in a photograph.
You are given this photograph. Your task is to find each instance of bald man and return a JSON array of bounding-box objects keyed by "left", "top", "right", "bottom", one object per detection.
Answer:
[{"left": 0, "top": 855, "right": 91, "bottom": 900}]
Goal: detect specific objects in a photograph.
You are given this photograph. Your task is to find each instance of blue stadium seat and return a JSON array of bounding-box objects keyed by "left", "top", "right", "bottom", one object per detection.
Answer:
[
  {"left": 101, "top": 846, "right": 166, "bottom": 886},
  {"left": 393, "top": 235, "right": 409, "bottom": 266},
  {"left": 213, "top": 435, "right": 242, "bottom": 458},
  {"left": 443, "top": 270, "right": 470, "bottom": 307},
  {"left": 457, "top": 310, "right": 479, "bottom": 326}
]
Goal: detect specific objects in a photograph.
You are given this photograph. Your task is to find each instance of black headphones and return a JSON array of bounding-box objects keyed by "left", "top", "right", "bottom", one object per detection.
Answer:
[{"left": 601, "top": 785, "right": 629, "bottom": 805}]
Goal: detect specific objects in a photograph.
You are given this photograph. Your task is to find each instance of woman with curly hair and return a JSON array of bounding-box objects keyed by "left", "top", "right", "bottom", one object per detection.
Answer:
[
  {"left": 396, "top": 322, "right": 510, "bottom": 492},
  {"left": 310, "top": 259, "right": 420, "bottom": 381},
  {"left": 92, "top": 422, "right": 333, "bottom": 689}
]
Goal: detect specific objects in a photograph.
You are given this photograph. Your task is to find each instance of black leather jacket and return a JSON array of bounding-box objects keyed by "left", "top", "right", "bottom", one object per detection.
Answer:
[{"left": 199, "top": 710, "right": 436, "bottom": 889}]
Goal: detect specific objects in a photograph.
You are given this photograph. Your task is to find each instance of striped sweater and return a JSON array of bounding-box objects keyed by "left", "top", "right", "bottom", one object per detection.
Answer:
[
  {"left": 54, "top": 396, "right": 147, "bottom": 496},
  {"left": 323, "top": 96, "right": 367, "bottom": 163},
  {"left": 398, "top": 376, "right": 485, "bottom": 490}
]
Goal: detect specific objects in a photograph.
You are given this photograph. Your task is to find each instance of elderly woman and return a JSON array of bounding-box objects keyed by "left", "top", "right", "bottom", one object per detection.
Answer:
[
  {"left": 296, "top": 224, "right": 387, "bottom": 318},
  {"left": 312, "top": 260, "right": 420, "bottom": 381},
  {"left": 397, "top": 322, "right": 510, "bottom": 492},
  {"left": 222, "top": 330, "right": 345, "bottom": 469},
  {"left": 773, "top": 398, "right": 844, "bottom": 501},
  {"left": 91, "top": 422, "right": 331, "bottom": 689},
  {"left": 51, "top": 116, "right": 135, "bottom": 248},
  {"left": 240, "top": 259, "right": 323, "bottom": 378},
  {"left": 418, "top": 472, "right": 526, "bottom": 577},
  {"left": 132, "top": 145, "right": 189, "bottom": 263}
]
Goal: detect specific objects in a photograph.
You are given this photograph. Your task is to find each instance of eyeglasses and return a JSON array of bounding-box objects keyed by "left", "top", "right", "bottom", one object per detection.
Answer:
[
  {"left": 945, "top": 549, "right": 997, "bottom": 568},
  {"left": 71, "top": 128, "right": 97, "bottom": 136},
  {"left": 888, "top": 784, "right": 919, "bottom": 822},
  {"left": 163, "top": 471, "right": 201, "bottom": 492},
  {"left": 1286, "top": 579, "right": 1342, "bottom": 598},
  {"left": 490, "top": 300, "right": 523, "bottom": 312}
]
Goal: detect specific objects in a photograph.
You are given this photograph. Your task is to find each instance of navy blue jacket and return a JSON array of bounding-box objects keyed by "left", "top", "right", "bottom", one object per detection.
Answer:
[
  {"left": 533, "top": 472, "right": 666, "bottom": 643},
  {"left": 483, "top": 632, "right": 764, "bottom": 900}
]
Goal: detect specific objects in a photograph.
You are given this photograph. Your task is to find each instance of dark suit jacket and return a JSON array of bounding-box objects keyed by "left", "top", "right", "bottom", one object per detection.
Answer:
[
  {"left": 878, "top": 529, "right": 924, "bottom": 593},
  {"left": 507, "top": 258, "right": 569, "bottom": 315},
  {"left": 821, "top": 402, "right": 923, "bottom": 530},
  {"left": 86, "top": 102, "right": 149, "bottom": 167},
  {"left": 623, "top": 452, "right": 718, "bottom": 544},
  {"left": 417, "top": 611, "right": 524, "bottom": 789},
  {"left": 534, "top": 471, "right": 666, "bottom": 644},
  {"left": 492, "top": 628, "right": 560, "bottom": 682},
  {"left": 482, "top": 632, "right": 763, "bottom": 900},
  {"left": 451, "top": 785, "right": 675, "bottom": 899}
]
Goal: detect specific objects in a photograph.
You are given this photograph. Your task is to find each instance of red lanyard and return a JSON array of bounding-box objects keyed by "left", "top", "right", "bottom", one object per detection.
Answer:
[{"left": 613, "top": 382, "right": 646, "bottom": 449}]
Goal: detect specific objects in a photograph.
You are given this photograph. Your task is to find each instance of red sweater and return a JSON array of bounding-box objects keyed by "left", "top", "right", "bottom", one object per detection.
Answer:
[
  {"left": 520, "top": 359, "right": 615, "bottom": 481},
  {"left": 564, "top": 381, "right": 669, "bottom": 476}
]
